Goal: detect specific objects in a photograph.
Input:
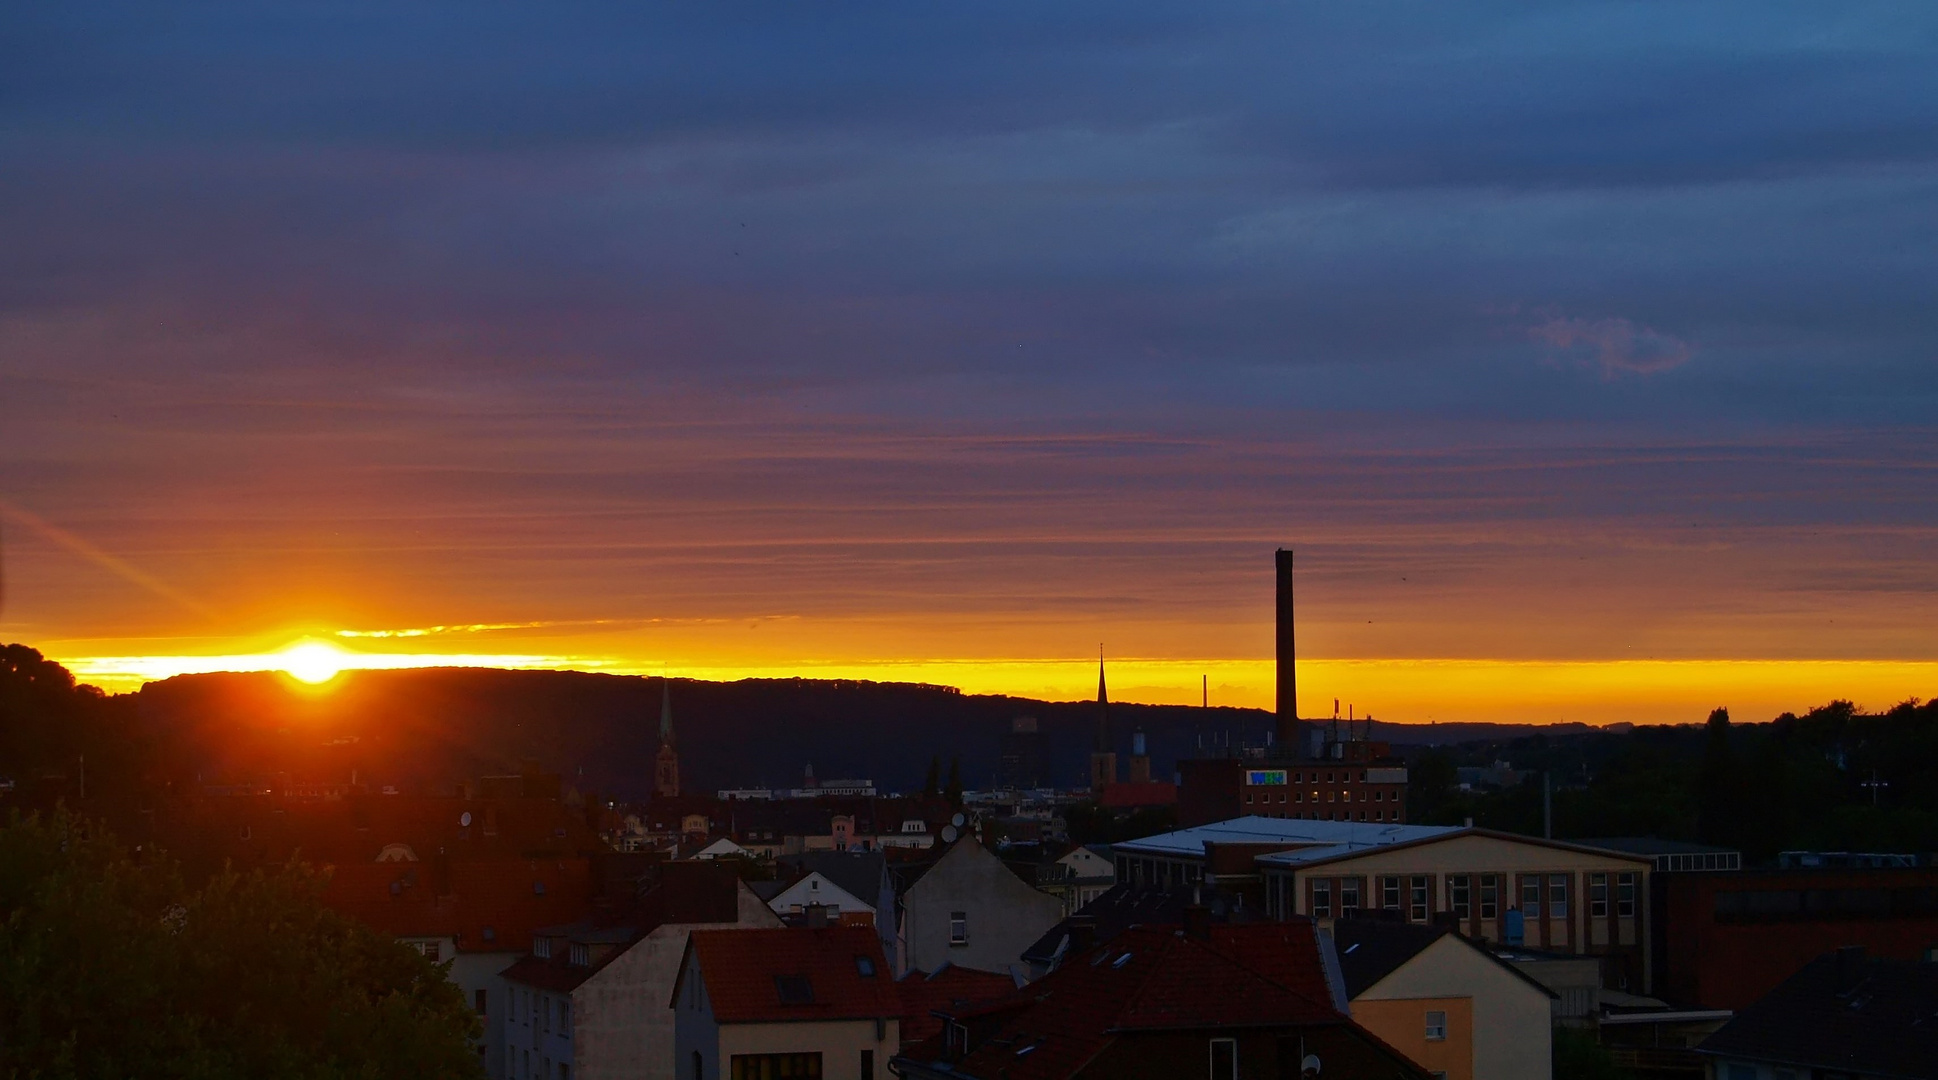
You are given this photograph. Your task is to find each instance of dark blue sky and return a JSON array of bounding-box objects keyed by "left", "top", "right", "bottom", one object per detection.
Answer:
[{"left": 2, "top": 3, "right": 1934, "bottom": 717}]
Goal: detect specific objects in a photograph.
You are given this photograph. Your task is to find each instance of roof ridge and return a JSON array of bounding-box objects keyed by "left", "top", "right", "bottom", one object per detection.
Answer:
[{"left": 1192, "top": 926, "right": 1345, "bottom": 1020}]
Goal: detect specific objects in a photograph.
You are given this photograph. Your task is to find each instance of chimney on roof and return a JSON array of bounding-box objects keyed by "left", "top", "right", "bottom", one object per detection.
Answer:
[
  {"left": 1276, "top": 549, "right": 1300, "bottom": 758},
  {"left": 1182, "top": 904, "right": 1213, "bottom": 940}
]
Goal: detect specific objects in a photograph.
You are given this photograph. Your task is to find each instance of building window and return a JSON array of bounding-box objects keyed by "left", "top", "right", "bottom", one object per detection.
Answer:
[
  {"left": 730, "top": 1053, "right": 822, "bottom": 1079},
  {"left": 535, "top": 938, "right": 551, "bottom": 960},
  {"left": 1590, "top": 873, "right": 1608, "bottom": 917},
  {"left": 560, "top": 1000, "right": 570, "bottom": 1034},
  {"left": 1617, "top": 872, "right": 1637, "bottom": 917},
  {"left": 1313, "top": 879, "right": 1332, "bottom": 918},
  {"left": 1209, "top": 1038, "right": 1237, "bottom": 1080},
  {"left": 559, "top": 1066, "right": 569, "bottom": 1080},
  {"left": 1409, "top": 875, "right": 1430, "bottom": 922},
  {"left": 1448, "top": 875, "right": 1470, "bottom": 918},
  {"left": 693, "top": 1052, "right": 704, "bottom": 1080},
  {"left": 1425, "top": 1010, "right": 1447, "bottom": 1041},
  {"left": 570, "top": 943, "right": 589, "bottom": 967},
  {"left": 1340, "top": 877, "right": 1361, "bottom": 915},
  {"left": 542, "top": 996, "right": 551, "bottom": 1033},
  {"left": 476, "top": 989, "right": 488, "bottom": 1015},
  {"left": 419, "top": 941, "right": 441, "bottom": 963},
  {"left": 1382, "top": 876, "right": 1402, "bottom": 911},
  {"left": 1480, "top": 874, "right": 1499, "bottom": 920},
  {"left": 1522, "top": 875, "right": 1542, "bottom": 914},
  {"left": 861, "top": 1049, "right": 874, "bottom": 1080},
  {"left": 1549, "top": 874, "right": 1569, "bottom": 920},
  {"left": 949, "top": 911, "right": 968, "bottom": 946}
]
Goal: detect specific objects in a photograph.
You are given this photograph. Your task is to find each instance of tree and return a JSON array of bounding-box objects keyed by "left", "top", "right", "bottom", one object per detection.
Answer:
[
  {"left": 0, "top": 810, "right": 483, "bottom": 1079},
  {"left": 1553, "top": 1026, "right": 1630, "bottom": 1080},
  {"left": 1697, "top": 707, "right": 1739, "bottom": 848},
  {"left": 944, "top": 755, "right": 963, "bottom": 806},
  {"left": 923, "top": 755, "right": 941, "bottom": 797}
]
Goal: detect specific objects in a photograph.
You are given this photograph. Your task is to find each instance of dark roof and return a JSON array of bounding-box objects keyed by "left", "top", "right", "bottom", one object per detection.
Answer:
[
  {"left": 1331, "top": 917, "right": 1560, "bottom": 1002},
  {"left": 896, "top": 922, "right": 1430, "bottom": 1080},
  {"left": 1331, "top": 918, "right": 1449, "bottom": 998},
  {"left": 1697, "top": 950, "right": 1938, "bottom": 1079},
  {"left": 775, "top": 850, "right": 887, "bottom": 906},
  {"left": 1020, "top": 883, "right": 1260, "bottom": 967},
  {"left": 679, "top": 926, "right": 899, "bottom": 1024},
  {"left": 1576, "top": 837, "right": 1739, "bottom": 857},
  {"left": 897, "top": 965, "right": 1021, "bottom": 1043}
]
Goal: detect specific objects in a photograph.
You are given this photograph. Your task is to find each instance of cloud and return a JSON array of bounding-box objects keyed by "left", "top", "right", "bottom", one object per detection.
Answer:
[{"left": 1529, "top": 316, "right": 1695, "bottom": 377}]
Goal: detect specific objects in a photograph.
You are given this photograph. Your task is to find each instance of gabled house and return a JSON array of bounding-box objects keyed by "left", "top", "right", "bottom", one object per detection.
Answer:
[
  {"left": 895, "top": 837, "right": 1063, "bottom": 979},
  {"left": 499, "top": 862, "right": 781, "bottom": 1080},
  {"left": 763, "top": 872, "right": 875, "bottom": 927},
  {"left": 672, "top": 926, "right": 903, "bottom": 1080},
  {"left": 1332, "top": 917, "right": 1556, "bottom": 1080},
  {"left": 892, "top": 920, "right": 1434, "bottom": 1080}
]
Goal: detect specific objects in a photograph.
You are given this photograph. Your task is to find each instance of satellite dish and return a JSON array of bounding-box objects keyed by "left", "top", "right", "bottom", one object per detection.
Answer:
[
  {"left": 951, "top": 813, "right": 966, "bottom": 828},
  {"left": 941, "top": 825, "right": 959, "bottom": 843},
  {"left": 1301, "top": 1054, "right": 1322, "bottom": 1077},
  {"left": 460, "top": 812, "right": 472, "bottom": 827}
]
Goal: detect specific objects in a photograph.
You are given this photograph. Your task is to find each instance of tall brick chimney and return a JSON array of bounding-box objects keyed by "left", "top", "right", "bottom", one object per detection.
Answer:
[{"left": 1276, "top": 548, "right": 1300, "bottom": 756}]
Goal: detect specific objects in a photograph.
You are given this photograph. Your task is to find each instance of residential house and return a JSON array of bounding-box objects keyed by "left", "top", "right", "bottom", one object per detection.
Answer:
[
  {"left": 895, "top": 837, "right": 1063, "bottom": 979},
  {"left": 1332, "top": 917, "right": 1555, "bottom": 1080},
  {"left": 1113, "top": 817, "right": 1656, "bottom": 992},
  {"left": 1696, "top": 946, "right": 1938, "bottom": 1080},
  {"left": 324, "top": 855, "right": 596, "bottom": 1077},
  {"left": 773, "top": 852, "right": 899, "bottom": 969},
  {"left": 891, "top": 920, "right": 1435, "bottom": 1080},
  {"left": 895, "top": 966, "right": 1020, "bottom": 1044},
  {"left": 1045, "top": 844, "right": 1115, "bottom": 916},
  {"left": 672, "top": 926, "right": 902, "bottom": 1080},
  {"left": 500, "top": 862, "right": 782, "bottom": 1080}
]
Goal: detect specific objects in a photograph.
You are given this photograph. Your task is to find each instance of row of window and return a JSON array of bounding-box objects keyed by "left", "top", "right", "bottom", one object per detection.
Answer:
[
  {"left": 507, "top": 987, "right": 571, "bottom": 1036},
  {"left": 1307, "top": 871, "right": 1638, "bottom": 921},
  {"left": 1253, "top": 808, "right": 1398, "bottom": 822},
  {"left": 1247, "top": 788, "right": 1398, "bottom": 805},
  {"left": 511, "top": 1048, "right": 568, "bottom": 1080}
]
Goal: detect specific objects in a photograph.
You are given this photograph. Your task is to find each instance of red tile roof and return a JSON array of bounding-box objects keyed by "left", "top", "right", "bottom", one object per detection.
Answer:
[
  {"left": 898, "top": 922, "right": 1359, "bottom": 1080},
  {"left": 320, "top": 856, "right": 596, "bottom": 953},
  {"left": 898, "top": 966, "right": 1020, "bottom": 1043},
  {"left": 682, "top": 926, "right": 899, "bottom": 1025}
]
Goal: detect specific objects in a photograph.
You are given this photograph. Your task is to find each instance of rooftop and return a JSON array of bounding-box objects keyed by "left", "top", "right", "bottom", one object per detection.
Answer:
[
  {"left": 1698, "top": 949, "right": 1938, "bottom": 1079},
  {"left": 680, "top": 926, "right": 900, "bottom": 1024},
  {"left": 1114, "top": 815, "right": 1459, "bottom": 861}
]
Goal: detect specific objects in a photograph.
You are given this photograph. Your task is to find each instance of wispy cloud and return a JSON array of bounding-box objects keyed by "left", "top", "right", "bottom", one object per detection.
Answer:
[{"left": 1529, "top": 316, "right": 1695, "bottom": 377}]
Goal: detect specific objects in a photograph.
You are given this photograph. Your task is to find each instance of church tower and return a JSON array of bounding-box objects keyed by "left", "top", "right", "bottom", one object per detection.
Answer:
[
  {"left": 1088, "top": 648, "right": 1117, "bottom": 794},
  {"left": 654, "top": 678, "right": 680, "bottom": 798}
]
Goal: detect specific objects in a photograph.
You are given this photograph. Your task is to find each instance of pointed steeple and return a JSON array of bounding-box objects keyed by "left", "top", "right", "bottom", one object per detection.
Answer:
[
  {"left": 653, "top": 676, "right": 680, "bottom": 798},
  {"left": 1095, "top": 645, "right": 1110, "bottom": 752},
  {"left": 659, "top": 677, "right": 676, "bottom": 748}
]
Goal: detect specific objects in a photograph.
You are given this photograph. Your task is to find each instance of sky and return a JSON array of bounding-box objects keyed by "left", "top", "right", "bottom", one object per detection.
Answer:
[{"left": 2, "top": 2, "right": 1935, "bottom": 723}]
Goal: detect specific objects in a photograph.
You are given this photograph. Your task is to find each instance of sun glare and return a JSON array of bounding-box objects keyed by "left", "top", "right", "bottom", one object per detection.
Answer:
[{"left": 276, "top": 640, "right": 349, "bottom": 684}]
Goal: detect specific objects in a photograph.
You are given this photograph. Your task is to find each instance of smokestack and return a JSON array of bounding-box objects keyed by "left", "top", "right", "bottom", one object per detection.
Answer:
[{"left": 1276, "top": 548, "right": 1300, "bottom": 757}]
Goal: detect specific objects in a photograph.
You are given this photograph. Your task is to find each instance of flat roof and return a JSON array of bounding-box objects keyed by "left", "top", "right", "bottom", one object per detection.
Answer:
[
  {"left": 1575, "top": 837, "right": 1740, "bottom": 857},
  {"left": 1113, "top": 816, "right": 1459, "bottom": 860}
]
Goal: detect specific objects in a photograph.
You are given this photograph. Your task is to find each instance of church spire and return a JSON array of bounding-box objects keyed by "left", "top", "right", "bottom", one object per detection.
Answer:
[
  {"left": 1095, "top": 645, "right": 1110, "bottom": 752},
  {"left": 654, "top": 677, "right": 680, "bottom": 798}
]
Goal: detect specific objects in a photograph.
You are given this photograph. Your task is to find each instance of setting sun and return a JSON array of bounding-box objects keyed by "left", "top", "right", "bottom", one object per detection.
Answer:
[{"left": 275, "top": 640, "right": 350, "bottom": 684}]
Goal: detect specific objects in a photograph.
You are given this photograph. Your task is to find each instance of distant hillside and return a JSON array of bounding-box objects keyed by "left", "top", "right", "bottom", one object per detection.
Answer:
[
  {"left": 129, "top": 668, "right": 1250, "bottom": 798},
  {"left": 126, "top": 667, "right": 1623, "bottom": 799}
]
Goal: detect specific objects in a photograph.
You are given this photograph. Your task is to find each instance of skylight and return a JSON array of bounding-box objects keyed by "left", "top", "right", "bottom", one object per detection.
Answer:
[
  {"left": 1111, "top": 952, "right": 1133, "bottom": 968},
  {"left": 855, "top": 956, "right": 877, "bottom": 978},
  {"left": 775, "top": 974, "right": 814, "bottom": 1004}
]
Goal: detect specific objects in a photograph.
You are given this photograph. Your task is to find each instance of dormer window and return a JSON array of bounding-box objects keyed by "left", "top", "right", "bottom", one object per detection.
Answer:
[
  {"left": 534, "top": 938, "right": 552, "bottom": 960},
  {"left": 570, "top": 943, "right": 589, "bottom": 967}
]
